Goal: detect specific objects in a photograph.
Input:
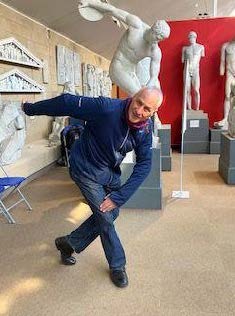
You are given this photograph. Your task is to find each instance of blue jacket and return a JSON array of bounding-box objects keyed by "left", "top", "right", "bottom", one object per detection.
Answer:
[{"left": 24, "top": 93, "right": 153, "bottom": 207}]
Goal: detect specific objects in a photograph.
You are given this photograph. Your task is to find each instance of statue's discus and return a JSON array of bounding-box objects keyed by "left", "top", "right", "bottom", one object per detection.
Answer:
[{"left": 78, "top": 3, "right": 104, "bottom": 22}]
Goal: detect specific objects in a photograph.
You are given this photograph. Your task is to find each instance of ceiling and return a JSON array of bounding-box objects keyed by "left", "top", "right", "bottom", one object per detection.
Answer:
[{"left": 1, "top": 0, "right": 235, "bottom": 60}]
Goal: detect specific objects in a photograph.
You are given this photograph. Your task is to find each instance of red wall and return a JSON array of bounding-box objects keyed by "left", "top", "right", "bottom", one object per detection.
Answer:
[{"left": 119, "top": 17, "right": 235, "bottom": 145}]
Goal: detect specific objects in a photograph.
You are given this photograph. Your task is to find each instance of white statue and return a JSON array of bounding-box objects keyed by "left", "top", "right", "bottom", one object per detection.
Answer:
[
  {"left": 182, "top": 31, "right": 205, "bottom": 111},
  {"left": 214, "top": 39, "right": 235, "bottom": 129},
  {"left": 63, "top": 80, "right": 76, "bottom": 95},
  {"left": 102, "top": 70, "right": 112, "bottom": 97},
  {"left": 228, "top": 84, "right": 235, "bottom": 138},
  {"left": 48, "top": 81, "right": 76, "bottom": 147},
  {"left": 48, "top": 117, "right": 67, "bottom": 147},
  {"left": 0, "top": 101, "right": 26, "bottom": 165},
  {"left": 83, "top": 63, "right": 95, "bottom": 96},
  {"left": 78, "top": 0, "right": 170, "bottom": 129}
]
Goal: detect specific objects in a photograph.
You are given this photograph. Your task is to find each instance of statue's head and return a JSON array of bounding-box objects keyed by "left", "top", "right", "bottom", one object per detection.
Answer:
[
  {"left": 150, "top": 20, "right": 170, "bottom": 42},
  {"left": 188, "top": 31, "right": 197, "bottom": 44}
]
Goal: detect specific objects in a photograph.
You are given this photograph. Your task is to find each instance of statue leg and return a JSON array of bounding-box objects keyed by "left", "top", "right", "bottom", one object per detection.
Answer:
[
  {"left": 186, "top": 84, "right": 192, "bottom": 110},
  {"left": 184, "top": 75, "right": 192, "bottom": 110},
  {"left": 192, "top": 73, "right": 200, "bottom": 111},
  {"left": 109, "top": 62, "right": 141, "bottom": 96},
  {"left": 214, "top": 74, "right": 233, "bottom": 129}
]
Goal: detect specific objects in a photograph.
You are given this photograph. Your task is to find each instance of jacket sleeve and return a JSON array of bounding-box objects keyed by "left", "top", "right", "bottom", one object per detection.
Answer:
[
  {"left": 109, "top": 130, "right": 153, "bottom": 207},
  {"left": 23, "top": 93, "right": 105, "bottom": 120}
]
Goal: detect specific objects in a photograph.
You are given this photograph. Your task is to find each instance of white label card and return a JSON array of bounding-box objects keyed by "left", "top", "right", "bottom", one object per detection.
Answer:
[{"left": 190, "top": 120, "right": 200, "bottom": 128}]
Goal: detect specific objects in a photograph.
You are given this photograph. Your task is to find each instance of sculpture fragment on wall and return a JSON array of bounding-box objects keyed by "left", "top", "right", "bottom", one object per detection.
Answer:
[
  {"left": 0, "top": 37, "right": 43, "bottom": 68},
  {"left": 56, "top": 45, "right": 81, "bottom": 86},
  {"left": 0, "top": 68, "right": 44, "bottom": 93}
]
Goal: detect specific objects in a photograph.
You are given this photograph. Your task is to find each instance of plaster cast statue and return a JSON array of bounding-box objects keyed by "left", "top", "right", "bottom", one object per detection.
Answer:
[
  {"left": 83, "top": 63, "right": 96, "bottom": 96},
  {"left": 0, "top": 101, "right": 26, "bottom": 165},
  {"left": 102, "top": 70, "right": 112, "bottom": 97},
  {"left": 182, "top": 31, "right": 205, "bottom": 111},
  {"left": 48, "top": 116, "right": 68, "bottom": 147},
  {"left": 227, "top": 84, "right": 235, "bottom": 138},
  {"left": 78, "top": 0, "right": 170, "bottom": 129},
  {"left": 214, "top": 39, "right": 235, "bottom": 129},
  {"left": 63, "top": 80, "right": 77, "bottom": 95},
  {"left": 48, "top": 81, "right": 77, "bottom": 146}
]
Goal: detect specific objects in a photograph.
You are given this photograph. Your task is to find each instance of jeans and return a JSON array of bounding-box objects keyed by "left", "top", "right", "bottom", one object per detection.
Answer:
[{"left": 67, "top": 170, "right": 126, "bottom": 270}]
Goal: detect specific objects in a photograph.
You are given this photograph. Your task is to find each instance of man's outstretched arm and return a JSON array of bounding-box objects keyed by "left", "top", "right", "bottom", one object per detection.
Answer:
[{"left": 22, "top": 94, "right": 104, "bottom": 121}]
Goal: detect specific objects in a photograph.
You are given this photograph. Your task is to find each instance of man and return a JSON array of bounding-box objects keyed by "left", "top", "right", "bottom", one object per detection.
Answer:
[
  {"left": 78, "top": 0, "right": 170, "bottom": 127},
  {"left": 22, "top": 87, "right": 163, "bottom": 288},
  {"left": 182, "top": 31, "right": 205, "bottom": 111},
  {"left": 214, "top": 39, "right": 235, "bottom": 129}
]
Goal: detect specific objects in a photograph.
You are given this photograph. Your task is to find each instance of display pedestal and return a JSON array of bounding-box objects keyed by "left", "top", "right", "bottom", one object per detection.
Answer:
[
  {"left": 121, "top": 144, "right": 162, "bottom": 210},
  {"left": 183, "top": 110, "right": 209, "bottom": 154},
  {"left": 158, "top": 124, "right": 171, "bottom": 171},
  {"left": 209, "top": 128, "right": 227, "bottom": 154},
  {"left": 219, "top": 133, "right": 235, "bottom": 184}
]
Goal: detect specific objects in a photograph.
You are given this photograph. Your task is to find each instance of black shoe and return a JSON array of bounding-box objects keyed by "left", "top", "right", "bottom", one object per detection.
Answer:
[
  {"left": 55, "top": 236, "right": 76, "bottom": 265},
  {"left": 110, "top": 268, "right": 128, "bottom": 288}
]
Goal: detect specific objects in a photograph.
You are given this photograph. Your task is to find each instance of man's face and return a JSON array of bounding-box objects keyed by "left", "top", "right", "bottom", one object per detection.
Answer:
[{"left": 128, "top": 89, "right": 162, "bottom": 123}]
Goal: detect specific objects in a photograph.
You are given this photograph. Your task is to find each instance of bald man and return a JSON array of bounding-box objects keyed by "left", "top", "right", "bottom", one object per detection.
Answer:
[{"left": 22, "top": 87, "right": 163, "bottom": 288}]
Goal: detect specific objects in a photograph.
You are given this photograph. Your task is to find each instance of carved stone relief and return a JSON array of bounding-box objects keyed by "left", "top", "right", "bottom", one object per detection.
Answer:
[
  {"left": 42, "top": 59, "right": 49, "bottom": 84},
  {"left": 0, "top": 99, "right": 26, "bottom": 165},
  {"left": 82, "top": 63, "right": 112, "bottom": 97},
  {"left": 0, "top": 68, "right": 44, "bottom": 93},
  {"left": 0, "top": 37, "right": 43, "bottom": 68},
  {"left": 56, "top": 45, "right": 81, "bottom": 86}
]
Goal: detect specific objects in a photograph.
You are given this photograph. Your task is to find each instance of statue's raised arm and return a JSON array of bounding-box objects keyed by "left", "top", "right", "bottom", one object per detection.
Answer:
[{"left": 78, "top": 0, "right": 141, "bottom": 27}]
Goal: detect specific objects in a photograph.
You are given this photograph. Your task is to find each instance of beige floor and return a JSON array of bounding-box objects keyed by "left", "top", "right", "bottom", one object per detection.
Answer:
[{"left": 0, "top": 152, "right": 235, "bottom": 316}]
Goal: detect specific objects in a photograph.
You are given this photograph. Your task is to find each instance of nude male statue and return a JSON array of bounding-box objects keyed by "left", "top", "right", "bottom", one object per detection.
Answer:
[
  {"left": 78, "top": 0, "right": 170, "bottom": 129},
  {"left": 182, "top": 31, "right": 205, "bottom": 111},
  {"left": 214, "top": 39, "right": 235, "bottom": 129}
]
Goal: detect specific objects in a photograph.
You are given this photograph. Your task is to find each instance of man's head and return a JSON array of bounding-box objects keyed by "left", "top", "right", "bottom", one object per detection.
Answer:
[
  {"left": 188, "top": 31, "right": 197, "bottom": 44},
  {"left": 128, "top": 87, "right": 163, "bottom": 124},
  {"left": 150, "top": 20, "right": 170, "bottom": 42}
]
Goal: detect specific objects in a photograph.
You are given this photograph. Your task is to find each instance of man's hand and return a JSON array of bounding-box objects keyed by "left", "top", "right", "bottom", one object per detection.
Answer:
[
  {"left": 100, "top": 197, "right": 117, "bottom": 212},
  {"left": 21, "top": 99, "right": 27, "bottom": 112}
]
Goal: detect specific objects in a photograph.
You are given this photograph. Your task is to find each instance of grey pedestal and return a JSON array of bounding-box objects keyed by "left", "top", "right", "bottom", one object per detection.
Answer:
[
  {"left": 183, "top": 110, "right": 209, "bottom": 154},
  {"left": 121, "top": 144, "right": 162, "bottom": 210},
  {"left": 158, "top": 124, "right": 172, "bottom": 171},
  {"left": 219, "top": 133, "right": 235, "bottom": 184},
  {"left": 209, "top": 128, "right": 227, "bottom": 154}
]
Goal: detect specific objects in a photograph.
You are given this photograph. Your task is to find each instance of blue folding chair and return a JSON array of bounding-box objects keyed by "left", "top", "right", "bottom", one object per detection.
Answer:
[{"left": 0, "top": 165, "right": 32, "bottom": 224}]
